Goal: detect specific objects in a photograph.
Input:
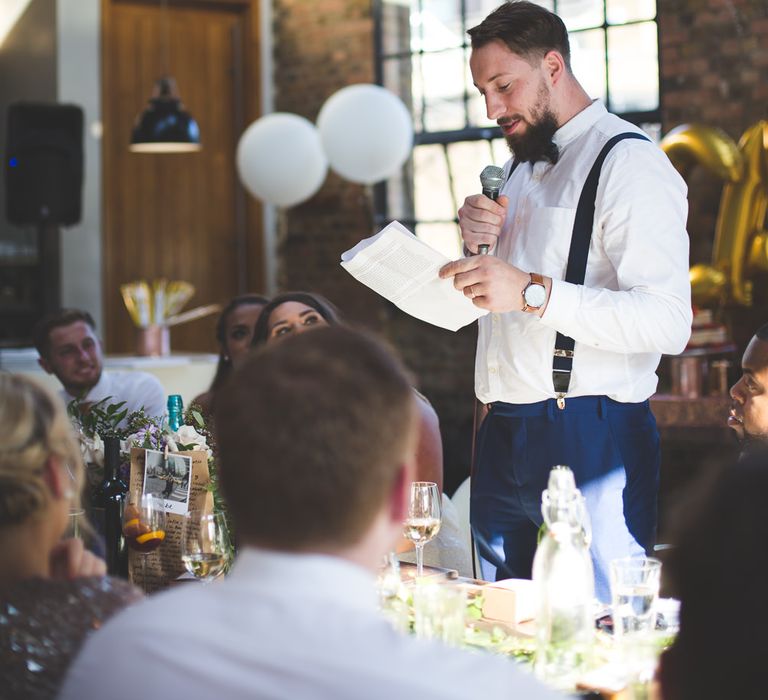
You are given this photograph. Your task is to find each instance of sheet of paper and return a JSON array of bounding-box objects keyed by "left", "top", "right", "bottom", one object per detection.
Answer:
[{"left": 341, "top": 221, "right": 487, "bottom": 331}]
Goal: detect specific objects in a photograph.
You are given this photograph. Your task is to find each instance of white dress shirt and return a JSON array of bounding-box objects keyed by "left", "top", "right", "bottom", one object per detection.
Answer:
[
  {"left": 60, "top": 548, "right": 562, "bottom": 700},
  {"left": 61, "top": 370, "right": 167, "bottom": 423},
  {"left": 476, "top": 100, "right": 692, "bottom": 405}
]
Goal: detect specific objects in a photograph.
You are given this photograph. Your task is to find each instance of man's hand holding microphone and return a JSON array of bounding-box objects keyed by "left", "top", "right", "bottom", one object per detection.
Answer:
[{"left": 439, "top": 165, "right": 551, "bottom": 316}]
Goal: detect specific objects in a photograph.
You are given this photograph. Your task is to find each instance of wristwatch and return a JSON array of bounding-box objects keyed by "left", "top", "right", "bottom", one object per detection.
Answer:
[{"left": 521, "top": 273, "right": 547, "bottom": 312}]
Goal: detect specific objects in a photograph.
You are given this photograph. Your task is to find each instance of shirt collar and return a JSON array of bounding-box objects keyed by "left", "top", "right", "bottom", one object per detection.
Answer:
[
  {"left": 63, "top": 369, "right": 108, "bottom": 405},
  {"left": 552, "top": 99, "right": 607, "bottom": 152},
  {"left": 227, "top": 547, "right": 379, "bottom": 614}
]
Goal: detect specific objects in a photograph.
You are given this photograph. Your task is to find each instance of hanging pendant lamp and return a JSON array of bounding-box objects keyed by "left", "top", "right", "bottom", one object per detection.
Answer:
[
  {"left": 129, "top": 0, "right": 201, "bottom": 153},
  {"left": 129, "top": 76, "right": 201, "bottom": 153}
]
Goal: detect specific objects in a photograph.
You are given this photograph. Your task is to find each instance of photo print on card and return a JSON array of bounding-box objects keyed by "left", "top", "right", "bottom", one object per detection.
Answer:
[{"left": 142, "top": 449, "right": 193, "bottom": 515}]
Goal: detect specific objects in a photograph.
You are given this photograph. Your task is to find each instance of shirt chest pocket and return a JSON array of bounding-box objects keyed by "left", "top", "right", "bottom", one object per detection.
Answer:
[{"left": 522, "top": 206, "right": 576, "bottom": 279}]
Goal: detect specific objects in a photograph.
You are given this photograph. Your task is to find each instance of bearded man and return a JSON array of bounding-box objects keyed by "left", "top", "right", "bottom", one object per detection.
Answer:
[{"left": 439, "top": 1, "right": 691, "bottom": 601}]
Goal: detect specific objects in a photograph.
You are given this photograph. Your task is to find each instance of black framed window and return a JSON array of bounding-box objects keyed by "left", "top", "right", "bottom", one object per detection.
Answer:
[{"left": 374, "top": 0, "right": 659, "bottom": 257}]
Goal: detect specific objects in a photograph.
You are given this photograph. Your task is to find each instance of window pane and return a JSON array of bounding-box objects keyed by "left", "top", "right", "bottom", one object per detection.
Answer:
[
  {"left": 417, "top": 48, "right": 469, "bottom": 131},
  {"left": 606, "top": 0, "right": 655, "bottom": 24},
  {"left": 412, "top": 0, "right": 464, "bottom": 52},
  {"left": 414, "top": 144, "right": 455, "bottom": 221},
  {"left": 415, "top": 222, "right": 463, "bottom": 259},
  {"left": 570, "top": 29, "right": 606, "bottom": 104},
  {"left": 491, "top": 137, "right": 511, "bottom": 166},
  {"left": 607, "top": 22, "right": 658, "bottom": 112},
  {"left": 385, "top": 164, "right": 415, "bottom": 222},
  {"left": 381, "top": 0, "right": 413, "bottom": 56},
  {"left": 557, "top": 0, "right": 604, "bottom": 31},
  {"left": 383, "top": 57, "right": 414, "bottom": 114},
  {"left": 465, "top": 0, "right": 513, "bottom": 33},
  {"left": 448, "top": 140, "right": 502, "bottom": 206}
]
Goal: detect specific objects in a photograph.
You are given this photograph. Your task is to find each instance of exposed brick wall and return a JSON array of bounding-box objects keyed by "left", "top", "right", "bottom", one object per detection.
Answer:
[
  {"left": 272, "top": 0, "right": 476, "bottom": 494},
  {"left": 659, "top": 0, "right": 768, "bottom": 348}
]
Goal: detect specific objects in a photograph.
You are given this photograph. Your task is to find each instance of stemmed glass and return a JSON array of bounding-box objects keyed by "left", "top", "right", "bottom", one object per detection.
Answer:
[
  {"left": 122, "top": 492, "right": 166, "bottom": 591},
  {"left": 181, "top": 511, "right": 231, "bottom": 583},
  {"left": 403, "top": 481, "right": 442, "bottom": 577}
]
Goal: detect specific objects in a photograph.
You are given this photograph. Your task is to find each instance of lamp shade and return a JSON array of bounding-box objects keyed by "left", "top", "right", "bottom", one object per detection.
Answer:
[{"left": 129, "top": 77, "right": 201, "bottom": 153}]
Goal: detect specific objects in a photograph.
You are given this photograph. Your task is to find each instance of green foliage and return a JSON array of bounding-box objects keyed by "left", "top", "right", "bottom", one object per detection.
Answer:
[
  {"left": 184, "top": 403, "right": 235, "bottom": 570},
  {"left": 68, "top": 396, "right": 129, "bottom": 438}
]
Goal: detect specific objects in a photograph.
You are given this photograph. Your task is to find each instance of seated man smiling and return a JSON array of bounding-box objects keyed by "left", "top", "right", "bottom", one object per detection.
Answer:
[{"left": 60, "top": 326, "right": 560, "bottom": 700}]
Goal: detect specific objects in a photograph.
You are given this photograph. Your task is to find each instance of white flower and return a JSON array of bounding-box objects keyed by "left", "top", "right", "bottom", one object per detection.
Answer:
[
  {"left": 172, "top": 424, "right": 211, "bottom": 457},
  {"left": 80, "top": 432, "right": 105, "bottom": 466}
]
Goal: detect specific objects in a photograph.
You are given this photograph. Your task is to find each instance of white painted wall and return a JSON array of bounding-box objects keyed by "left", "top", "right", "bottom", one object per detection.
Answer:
[{"left": 56, "top": 0, "right": 102, "bottom": 330}]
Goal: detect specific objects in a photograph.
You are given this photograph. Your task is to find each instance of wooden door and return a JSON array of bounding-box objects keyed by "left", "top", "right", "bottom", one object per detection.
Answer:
[{"left": 102, "top": 0, "right": 262, "bottom": 353}]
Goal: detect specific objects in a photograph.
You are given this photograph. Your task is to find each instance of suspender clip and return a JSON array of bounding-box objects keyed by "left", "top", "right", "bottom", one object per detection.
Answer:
[{"left": 556, "top": 394, "right": 566, "bottom": 410}]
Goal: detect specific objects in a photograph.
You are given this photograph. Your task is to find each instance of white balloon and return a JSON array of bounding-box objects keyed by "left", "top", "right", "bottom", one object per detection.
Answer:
[
  {"left": 236, "top": 113, "right": 328, "bottom": 207},
  {"left": 317, "top": 84, "right": 413, "bottom": 185}
]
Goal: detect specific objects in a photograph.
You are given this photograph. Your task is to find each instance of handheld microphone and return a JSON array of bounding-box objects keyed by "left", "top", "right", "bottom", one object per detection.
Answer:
[{"left": 478, "top": 165, "right": 505, "bottom": 255}]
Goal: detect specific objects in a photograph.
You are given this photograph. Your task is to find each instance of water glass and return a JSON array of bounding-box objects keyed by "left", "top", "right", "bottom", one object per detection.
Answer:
[
  {"left": 413, "top": 583, "right": 467, "bottom": 646},
  {"left": 609, "top": 556, "right": 662, "bottom": 640},
  {"left": 66, "top": 508, "right": 85, "bottom": 539}
]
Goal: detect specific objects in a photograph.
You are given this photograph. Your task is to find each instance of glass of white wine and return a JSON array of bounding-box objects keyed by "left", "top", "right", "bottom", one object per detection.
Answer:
[
  {"left": 403, "top": 481, "right": 441, "bottom": 577},
  {"left": 181, "top": 511, "right": 231, "bottom": 583}
]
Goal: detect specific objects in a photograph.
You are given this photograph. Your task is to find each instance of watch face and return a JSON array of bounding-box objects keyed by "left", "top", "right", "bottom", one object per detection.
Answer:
[{"left": 524, "top": 283, "right": 546, "bottom": 308}]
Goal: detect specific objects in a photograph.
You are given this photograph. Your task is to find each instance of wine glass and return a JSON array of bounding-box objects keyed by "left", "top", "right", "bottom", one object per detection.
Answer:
[
  {"left": 403, "top": 481, "right": 442, "bottom": 577},
  {"left": 122, "top": 492, "right": 166, "bottom": 591},
  {"left": 181, "top": 511, "right": 231, "bottom": 583}
]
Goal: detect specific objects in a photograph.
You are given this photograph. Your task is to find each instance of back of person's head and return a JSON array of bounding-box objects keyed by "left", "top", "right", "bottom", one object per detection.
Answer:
[
  {"left": 251, "top": 291, "right": 342, "bottom": 347},
  {"left": 33, "top": 308, "right": 96, "bottom": 360},
  {"left": 0, "top": 373, "right": 84, "bottom": 527},
  {"left": 755, "top": 321, "right": 768, "bottom": 342},
  {"left": 215, "top": 325, "right": 416, "bottom": 551},
  {"left": 468, "top": 1, "right": 571, "bottom": 69},
  {"left": 661, "top": 450, "right": 768, "bottom": 699}
]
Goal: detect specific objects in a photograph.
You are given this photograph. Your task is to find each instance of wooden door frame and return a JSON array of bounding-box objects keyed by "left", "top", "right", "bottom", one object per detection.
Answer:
[{"left": 100, "top": 0, "right": 263, "bottom": 350}]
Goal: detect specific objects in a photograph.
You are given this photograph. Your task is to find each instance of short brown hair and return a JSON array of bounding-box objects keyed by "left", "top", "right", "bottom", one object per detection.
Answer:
[
  {"left": 33, "top": 308, "right": 96, "bottom": 359},
  {"left": 215, "top": 326, "right": 416, "bottom": 551},
  {"left": 468, "top": 1, "right": 571, "bottom": 70}
]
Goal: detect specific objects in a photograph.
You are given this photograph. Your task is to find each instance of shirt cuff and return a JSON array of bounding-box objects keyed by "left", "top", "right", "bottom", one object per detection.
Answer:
[{"left": 540, "top": 278, "right": 580, "bottom": 329}]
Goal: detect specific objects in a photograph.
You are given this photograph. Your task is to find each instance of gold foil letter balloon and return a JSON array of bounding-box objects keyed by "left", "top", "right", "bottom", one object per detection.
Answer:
[{"left": 661, "top": 122, "right": 768, "bottom": 307}]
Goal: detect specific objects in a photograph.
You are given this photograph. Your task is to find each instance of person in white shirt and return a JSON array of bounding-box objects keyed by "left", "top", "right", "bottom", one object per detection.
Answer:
[
  {"left": 439, "top": 1, "right": 692, "bottom": 601},
  {"left": 33, "top": 309, "right": 166, "bottom": 424},
  {"left": 59, "top": 326, "right": 561, "bottom": 700}
]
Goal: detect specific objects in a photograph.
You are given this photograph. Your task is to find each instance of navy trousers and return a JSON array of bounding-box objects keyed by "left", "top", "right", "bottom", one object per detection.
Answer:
[{"left": 470, "top": 396, "right": 660, "bottom": 602}]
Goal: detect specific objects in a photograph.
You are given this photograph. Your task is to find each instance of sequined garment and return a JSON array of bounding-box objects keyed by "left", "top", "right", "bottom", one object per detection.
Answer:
[{"left": 0, "top": 576, "right": 142, "bottom": 700}]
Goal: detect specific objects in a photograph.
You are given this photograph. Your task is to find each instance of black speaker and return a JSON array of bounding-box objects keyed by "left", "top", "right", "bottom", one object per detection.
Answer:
[{"left": 5, "top": 102, "right": 84, "bottom": 226}]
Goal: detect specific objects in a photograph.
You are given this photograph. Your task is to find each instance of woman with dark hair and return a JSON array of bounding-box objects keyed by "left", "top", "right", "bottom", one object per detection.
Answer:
[
  {"left": 250, "top": 291, "right": 472, "bottom": 576},
  {"left": 192, "top": 294, "right": 269, "bottom": 416},
  {"left": 658, "top": 449, "right": 768, "bottom": 700},
  {"left": 250, "top": 291, "right": 340, "bottom": 346}
]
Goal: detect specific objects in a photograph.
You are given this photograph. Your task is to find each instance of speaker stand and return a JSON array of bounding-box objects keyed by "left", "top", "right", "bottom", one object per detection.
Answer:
[{"left": 37, "top": 222, "right": 61, "bottom": 313}]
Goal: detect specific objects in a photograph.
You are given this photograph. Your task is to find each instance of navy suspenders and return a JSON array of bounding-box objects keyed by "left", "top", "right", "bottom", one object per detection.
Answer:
[{"left": 551, "top": 132, "right": 651, "bottom": 408}]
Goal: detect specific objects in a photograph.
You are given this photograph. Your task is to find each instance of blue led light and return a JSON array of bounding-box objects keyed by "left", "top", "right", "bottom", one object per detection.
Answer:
[{"left": 9, "top": 157, "right": 18, "bottom": 167}]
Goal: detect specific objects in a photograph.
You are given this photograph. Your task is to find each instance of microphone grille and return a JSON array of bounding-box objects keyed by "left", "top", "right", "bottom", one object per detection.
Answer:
[{"left": 480, "top": 165, "right": 505, "bottom": 191}]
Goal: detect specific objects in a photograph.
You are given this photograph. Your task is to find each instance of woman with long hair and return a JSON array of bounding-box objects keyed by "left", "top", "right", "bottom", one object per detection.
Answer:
[
  {"left": 192, "top": 294, "right": 269, "bottom": 416},
  {"left": 0, "top": 373, "right": 141, "bottom": 699}
]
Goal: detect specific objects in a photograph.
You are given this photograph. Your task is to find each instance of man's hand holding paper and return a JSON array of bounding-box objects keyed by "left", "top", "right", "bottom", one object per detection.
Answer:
[
  {"left": 340, "top": 221, "right": 488, "bottom": 331},
  {"left": 439, "top": 255, "right": 550, "bottom": 316}
]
